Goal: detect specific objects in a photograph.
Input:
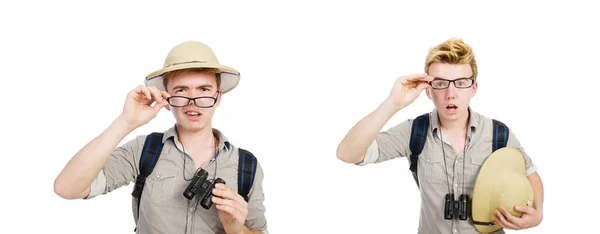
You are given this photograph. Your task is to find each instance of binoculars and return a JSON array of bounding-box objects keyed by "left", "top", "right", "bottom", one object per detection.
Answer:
[
  {"left": 444, "top": 193, "right": 470, "bottom": 221},
  {"left": 183, "top": 169, "right": 226, "bottom": 210}
]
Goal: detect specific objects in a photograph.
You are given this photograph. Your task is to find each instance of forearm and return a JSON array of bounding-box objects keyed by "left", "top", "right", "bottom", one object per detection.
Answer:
[
  {"left": 528, "top": 172, "right": 544, "bottom": 213},
  {"left": 54, "top": 116, "right": 135, "bottom": 199},
  {"left": 336, "top": 99, "right": 402, "bottom": 164}
]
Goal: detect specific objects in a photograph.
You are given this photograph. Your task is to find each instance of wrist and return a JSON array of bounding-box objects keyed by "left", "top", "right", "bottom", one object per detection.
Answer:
[
  {"left": 380, "top": 99, "right": 404, "bottom": 115},
  {"left": 114, "top": 115, "right": 137, "bottom": 133},
  {"left": 234, "top": 226, "right": 250, "bottom": 234}
]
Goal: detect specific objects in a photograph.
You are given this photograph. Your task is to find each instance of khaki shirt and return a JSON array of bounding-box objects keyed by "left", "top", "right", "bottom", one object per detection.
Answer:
[
  {"left": 358, "top": 108, "right": 537, "bottom": 234},
  {"left": 86, "top": 126, "right": 268, "bottom": 234}
]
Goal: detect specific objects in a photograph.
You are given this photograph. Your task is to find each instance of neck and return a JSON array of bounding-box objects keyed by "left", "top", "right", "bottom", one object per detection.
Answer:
[{"left": 175, "top": 124, "right": 218, "bottom": 149}]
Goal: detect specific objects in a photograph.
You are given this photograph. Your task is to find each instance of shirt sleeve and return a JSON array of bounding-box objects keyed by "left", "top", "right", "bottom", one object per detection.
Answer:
[
  {"left": 83, "top": 135, "right": 144, "bottom": 199},
  {"left": 356, "top": 119, "right": 413, "bottom": 166},
  {"left": 84, "top": 170, "right": 107, "bottom": 199},
  {"left": 245, "top": 162, "right": 268, "bottom": 234},
  {"left": 506, "top": 129, "right": 538, "bottom": 176}
]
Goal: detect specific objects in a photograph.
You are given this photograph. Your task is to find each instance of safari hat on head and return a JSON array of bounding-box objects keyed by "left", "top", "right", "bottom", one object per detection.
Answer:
[
  {"left": 144, "top": 41, "right": 240, "bottom": 93},
  {"left": 471, "top": 147, "right": 534, "bottom": 234}
]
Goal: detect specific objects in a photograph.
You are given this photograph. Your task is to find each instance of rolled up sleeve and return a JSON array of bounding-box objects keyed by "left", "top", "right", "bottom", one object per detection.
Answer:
[
  {"left": 84, "top": 170, "right": 107, "bottom": 199},
  {"left": 83, "top": 135, "right": 143, "bottom": 199},
  {"left": 357, "top": 120, "right": 412, "bottom": 166},
  {"left": 356, "top": 140, "right": 380, "bottom": 166},
  {"left": 245, "top": 162, "right": 268, "bottom": 234},
  {"left": 507, "top": 130, "right": 538, "bottom": 176}
]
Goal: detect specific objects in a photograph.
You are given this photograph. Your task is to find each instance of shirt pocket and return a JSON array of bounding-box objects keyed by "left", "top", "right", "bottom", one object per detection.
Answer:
[
  {"left": 467, "top": 143, "right": 492, "bottom": 186},
  {"left": 146, "top": 167, "right": 178, "bottom": 204},
  {"left": 421, "top": 153, "right": 449, "bottom": 185}
]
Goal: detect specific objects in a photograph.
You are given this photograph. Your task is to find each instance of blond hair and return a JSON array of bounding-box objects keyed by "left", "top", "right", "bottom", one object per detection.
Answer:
[
  {"left": 163, "top": 68, "right": 222, "bottom": 91},
  {"left": 425, "top": 38, "right": 478, "bottom": 79}
]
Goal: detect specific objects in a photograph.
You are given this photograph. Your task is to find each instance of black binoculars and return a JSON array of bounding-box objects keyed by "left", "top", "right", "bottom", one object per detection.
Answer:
[
  {"left": 444, "top": 193, "right": 470, "bottom": 221},
  {"left": 183, "top": 169, "right": 226, "bottom": 210}
]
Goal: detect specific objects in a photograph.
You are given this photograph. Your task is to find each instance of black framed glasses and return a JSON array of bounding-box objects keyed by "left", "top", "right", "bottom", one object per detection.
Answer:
[
  {"left": 166, "top": 93, "right": 219, "bottom": 108},
  {"left": 428, "top": 77, "right": 475, "bottom": 90}
]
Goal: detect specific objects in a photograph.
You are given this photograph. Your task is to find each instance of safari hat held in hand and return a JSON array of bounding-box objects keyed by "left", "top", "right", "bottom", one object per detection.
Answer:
[{"left": 471, "top": 147, "right": 534, "bottom": 234}]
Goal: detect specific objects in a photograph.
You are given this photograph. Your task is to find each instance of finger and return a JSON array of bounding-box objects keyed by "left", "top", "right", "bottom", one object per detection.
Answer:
[
  {"left": 148, "top": 87, "right": 163, "bottom": 102},
  {"left": 130, "top": 85, "right": 145, "bottom": 99},
  {"left": 215, "top": 204, "right": 246, "bottom": 221},
  {"left": 499, "top": 207, "right": 521, "bottom": 225},
  {"left": 140, "top": 87, "right": 152, "bottom": 100},
  {"left": 159, "top": 91, "right": 171, "bottom": 108},
  {"left": 153, "top": 100, "right": 169, "bottom": 112},
  {"left": 212, "top": 186, "right": 247, "bottom": 208},
  {"left": 132, "top": 85, "right": 144, "bottom": 93},
  {"left": 161, "top": 91, "right": 171, "bottom": 99},
  {"left": 493, "top": 216, "right": 505, "bottom": 229},
  {"left": 404, "top": 73, "right": 429, "bottom": 81},
  {"left": 515, "top": 205, "right": 535, "bottom": 215},
  {"left": 211, "top": 196, "right": 246, "bottom": 214},
  {"left": 494, "top": 211, "right": 510, "bottom": 229},
  {"left": 495, "top": 209, "right": 518, "bottom": 230},
  {"left": 416, "top": 82, "right": 431, "bottom": 92}
]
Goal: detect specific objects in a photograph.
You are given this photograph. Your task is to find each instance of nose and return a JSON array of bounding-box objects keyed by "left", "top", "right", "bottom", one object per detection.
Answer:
[{"left": 445, "top": 84, "right": 457, "bottom": 99}]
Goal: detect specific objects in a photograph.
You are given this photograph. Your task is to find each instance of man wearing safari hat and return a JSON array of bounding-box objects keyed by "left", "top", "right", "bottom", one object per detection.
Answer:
[
  {"left": 336, "top": 38, "right": 544, "bottom": 233},
  {"left": 54, "top": 41, "right": 268, "bottom": 234}
]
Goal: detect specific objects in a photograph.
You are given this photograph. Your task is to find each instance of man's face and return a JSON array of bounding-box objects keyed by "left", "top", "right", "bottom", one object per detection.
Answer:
[
  {"left": 165, "top": 71, "right": 221, "bottom": 132},
  {"left": 425, "top": 63, "right": 477, "bottom": 122}
]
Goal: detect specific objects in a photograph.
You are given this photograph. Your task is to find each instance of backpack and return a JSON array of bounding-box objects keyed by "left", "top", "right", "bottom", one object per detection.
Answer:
[
  {"left": 130, "top": 132, "right": 258, "bottom": 230},
  {"left": 408, "top": 113, "right": 509, "bottom": 188}
]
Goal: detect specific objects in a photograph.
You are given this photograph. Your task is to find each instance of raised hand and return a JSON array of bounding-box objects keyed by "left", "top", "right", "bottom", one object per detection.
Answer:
[
  {"left": 119, "top": 85, "right": 171, "bottom": 129},
  {"left": 386, "top": 73, "right": 433, "bottom": 109}
]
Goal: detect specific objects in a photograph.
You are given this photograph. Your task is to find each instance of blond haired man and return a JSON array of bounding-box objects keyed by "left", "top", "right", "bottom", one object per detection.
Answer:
[
  {"left": 336, "top": 38, "right": 543, "bottom": 233},
  {"left": 54, "top": 41, "right": 268, "bottom": 234}
]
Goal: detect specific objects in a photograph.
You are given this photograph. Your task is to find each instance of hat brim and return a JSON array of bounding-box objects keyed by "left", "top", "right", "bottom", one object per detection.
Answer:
[
  {"left": 471, "top": 147, "right": 534, "bottom": 234},
  {"left": 144, "top": 62, "right": 240, "bottom": 93}
]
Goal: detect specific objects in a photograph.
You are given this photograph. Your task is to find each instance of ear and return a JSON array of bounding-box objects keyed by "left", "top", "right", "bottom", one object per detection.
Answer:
[
  {"left": 425, "top": 87, "right": 432, "bottom": 100},
  {"left": 214, "top": 90, "right": 223, "bottom": 107},
  {"left": 471, "top": 81, "right": 478, "bottom": 97}
]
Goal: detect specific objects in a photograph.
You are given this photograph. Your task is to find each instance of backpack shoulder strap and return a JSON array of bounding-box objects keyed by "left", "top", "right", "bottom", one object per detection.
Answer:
[
  {"left": 131, "top": 132, "right": 164, "bottom": 230},
  {"left": 237, "top": 148, "right": 258, "bottom": 202},
  {"left": 409, "top": 113, "right": 430, "bottom": 188},
  {"left": 492, "top": 119, "right": 509, "bottom": 152}
]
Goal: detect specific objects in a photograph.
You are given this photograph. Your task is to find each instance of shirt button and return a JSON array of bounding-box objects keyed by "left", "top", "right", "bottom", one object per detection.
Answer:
[
  {"left": 427, "top": 159, "right": 431, "bottom": 163},
  {"left": 454, "top": 183, "right": 458, "bottom": 187},
  {"left": 453, "top": 229, "right": 457, "bottom": 233},
  {"left": 156, "top": 175, "right": 160, "bottom": 179}
]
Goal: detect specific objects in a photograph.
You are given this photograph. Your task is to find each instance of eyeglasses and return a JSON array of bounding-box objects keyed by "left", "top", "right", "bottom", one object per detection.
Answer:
[
  {"left": 428, "top": 77, "right": 475, "bottom": 90},
  {"left": 166, "top": 93, "right": 219, "bottom": 108}
]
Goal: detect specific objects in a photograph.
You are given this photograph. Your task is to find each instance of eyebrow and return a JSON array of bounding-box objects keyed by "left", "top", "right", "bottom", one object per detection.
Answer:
[
  {"left": 433, "top": 76, "right": 472, "bottom": 80},
  {"left": 171, "top": 84, "right": 214, "bottom": 91}
]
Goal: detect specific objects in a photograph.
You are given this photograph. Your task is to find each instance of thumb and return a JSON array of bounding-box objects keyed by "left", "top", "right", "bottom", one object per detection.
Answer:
[
  {"left": 416, "top": 82, "right": 430, "bottom": 93},
  {"left": 515, "top": 205, "right": 535, "bottom": 214},
  {"left": 153, "top": 100, "right": 169, "bottom": 113}
]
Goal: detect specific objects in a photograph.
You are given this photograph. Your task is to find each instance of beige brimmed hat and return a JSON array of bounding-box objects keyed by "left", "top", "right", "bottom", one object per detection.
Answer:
[
  {"left": 145, "top": 41, "right": 240, "bottom": 93},
  {"left": 471, "top": 147, "right": 534, "bottom": 234}
]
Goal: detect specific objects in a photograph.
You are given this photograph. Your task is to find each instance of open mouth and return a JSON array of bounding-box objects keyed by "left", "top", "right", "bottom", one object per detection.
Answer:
[
  {"left": 185, "top": 111, "right": 202, "bottom": 117},
  {"left": 446, "top": 104, "right": 458, "bottom": 110}
]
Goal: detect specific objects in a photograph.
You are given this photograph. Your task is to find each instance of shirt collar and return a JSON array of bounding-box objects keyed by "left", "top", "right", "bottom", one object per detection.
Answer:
[
  {"left": 430, "top": 106, "right": 479, "bottom": 134},
  {"left": 161, "top": 125, "right": 231, "bottom": 152}
]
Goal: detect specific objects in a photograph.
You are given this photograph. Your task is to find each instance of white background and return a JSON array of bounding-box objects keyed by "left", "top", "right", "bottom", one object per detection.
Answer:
[{"left": 1, "top": 0, "right": 598, "bottom": 233}]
